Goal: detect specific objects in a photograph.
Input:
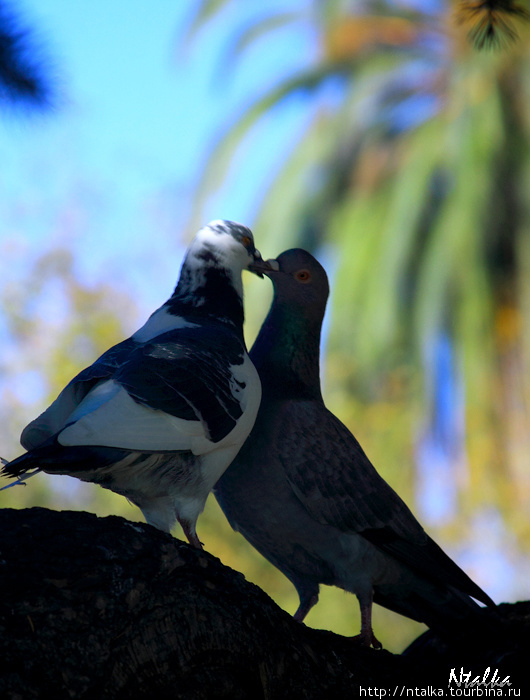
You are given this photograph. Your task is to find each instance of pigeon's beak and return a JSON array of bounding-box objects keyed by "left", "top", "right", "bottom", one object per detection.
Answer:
[
  {"left": 248, "top": 257, "right": 280, "bottom": 278},
  {"left": 248, "top": 252, "right": 277, "bottom": 278},
  {"left": 265, "top": 258, "right": 280, "bottom": 273}
]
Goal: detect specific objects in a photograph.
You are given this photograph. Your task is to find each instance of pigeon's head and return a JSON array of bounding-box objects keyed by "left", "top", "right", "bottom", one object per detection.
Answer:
[
  {"left": 264, "top": 248, "right": 329, "bottom": 320},
  {"left": 179, "top": 220, "right": 272, "bottom": 303},
  {"left": 190, "top": 220, "right": 268, "bottom": 277}
]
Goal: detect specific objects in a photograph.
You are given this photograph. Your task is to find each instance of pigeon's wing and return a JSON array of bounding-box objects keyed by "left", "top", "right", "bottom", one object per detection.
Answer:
[
  {"left": 277, "top": 401, "right": 492, "bottom": 603},
  {"left": 118, "top": 326, "right": 248, "bottom": 440},
  {"left": 57, "top": 326, "right": 254, "bottom": 454},
  {"left": 277, "top": 401, "right": 422, "bottom": 537},
  {"left": 20, "top": 338, "right": 138, "bottom": 450}
]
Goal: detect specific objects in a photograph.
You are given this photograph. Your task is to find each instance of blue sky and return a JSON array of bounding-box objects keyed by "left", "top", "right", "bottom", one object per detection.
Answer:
[{"left": 0, "top": 0, "right": 314, "bottom": 307}]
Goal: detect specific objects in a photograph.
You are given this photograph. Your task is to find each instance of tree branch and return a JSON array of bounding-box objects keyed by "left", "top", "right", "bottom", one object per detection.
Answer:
[{"left": 0, "top": 508, "right": 527, "bottom": 699}]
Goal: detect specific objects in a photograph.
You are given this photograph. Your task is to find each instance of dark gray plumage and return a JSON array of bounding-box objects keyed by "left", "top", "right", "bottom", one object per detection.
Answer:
[
  {"left": 2, "top": 220, "right": 269, "bottom": 548},
  {"left": 215, "top": 248, "right": 495, "bottom": 648}
]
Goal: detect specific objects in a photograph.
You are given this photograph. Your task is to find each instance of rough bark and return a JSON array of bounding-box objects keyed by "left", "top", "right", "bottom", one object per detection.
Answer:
[{"left": 0, "top": 508, "right": 527, "bottom": 699}]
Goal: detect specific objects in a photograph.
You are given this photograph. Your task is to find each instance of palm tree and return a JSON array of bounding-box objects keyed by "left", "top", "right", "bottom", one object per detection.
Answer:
[
  {"left": 0, "top": 2, "right": 53, "bottom": 110},
  {"left": 187, "top": 0, "right": 530, "bottom": 547}
]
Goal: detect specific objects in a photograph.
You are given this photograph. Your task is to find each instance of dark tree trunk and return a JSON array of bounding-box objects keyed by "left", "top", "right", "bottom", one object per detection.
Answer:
[{"left": 0, "top": 508, "right": 527, "bottom": 699}]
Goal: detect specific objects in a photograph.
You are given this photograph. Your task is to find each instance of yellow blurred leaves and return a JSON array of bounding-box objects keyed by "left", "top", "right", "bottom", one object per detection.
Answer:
[{"left": 324, "top": 16, "right": 420, "bottom": 60}]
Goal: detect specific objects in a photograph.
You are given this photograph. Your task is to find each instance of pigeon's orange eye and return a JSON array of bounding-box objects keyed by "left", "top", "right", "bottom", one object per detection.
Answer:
[
  {"left": 241, "top": 235, "right": 251, "bottom": 248},
  {"left": 295, "top": 269, "right": 311, "bottom": 283}
]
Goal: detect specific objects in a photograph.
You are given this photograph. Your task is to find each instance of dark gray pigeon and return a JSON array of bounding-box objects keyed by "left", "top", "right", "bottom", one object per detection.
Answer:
[
  {"left": 2, "top": 220, "right": 270, "bottom": 549},
  {"left": 215, "top": 248, "right": 495, "bottom": 648}
]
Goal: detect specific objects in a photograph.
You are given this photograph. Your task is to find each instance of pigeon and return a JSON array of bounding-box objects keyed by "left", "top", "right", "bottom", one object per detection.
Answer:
[
  {"left": 215, "top": 248, "right": 495, "bottom": 648},
  {"left": 1, "top": 220, "right": 270, "bottom": 549}
]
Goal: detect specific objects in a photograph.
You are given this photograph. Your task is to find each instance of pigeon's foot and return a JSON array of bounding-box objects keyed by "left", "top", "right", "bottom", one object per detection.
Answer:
[
  {"left": 354, "top": 601, "right": 383, "bottom": 649},
  {"left": 351, "top": 629, "right": 383, "bottom": 650},
  {"left": 179, "top": 517, "right": 204, "bottom": 550},
  {"left": 190, "top": 535, "right": 204, "bottom": 550}
]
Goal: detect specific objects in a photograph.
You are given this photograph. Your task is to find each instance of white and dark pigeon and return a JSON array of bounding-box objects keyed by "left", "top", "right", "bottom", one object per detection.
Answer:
[
  {"left": 215, "top": 248, "right": 496, "bottom": 648},
  {"left": 1, "top": 220, "right": 269, "bottom": 549}
]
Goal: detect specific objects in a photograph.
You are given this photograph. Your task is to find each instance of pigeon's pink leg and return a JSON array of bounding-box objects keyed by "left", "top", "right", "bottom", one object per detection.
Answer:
[
  {"left": 352, "top": 599, "right": 382, "bottom": 649},
  {"left": 179, "top": 518, "right": 204, "bottom": 549}
]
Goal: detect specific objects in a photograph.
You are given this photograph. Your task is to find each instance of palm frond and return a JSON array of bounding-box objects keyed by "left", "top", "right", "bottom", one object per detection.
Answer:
[
  {"left": 229, "top": 11, "right": 305, "bottom": 61},
  {"left": 0, "top": 2, "right": 54, "bottom": 109},
  {"left": 456, "top": 0, "right": 530, "bottom": 49},
  {"left": 188, "top": 59, "right": 359, "bottom": 230},
  {"left": 185, "top": 0, "right": 234, "bottom": 43}
]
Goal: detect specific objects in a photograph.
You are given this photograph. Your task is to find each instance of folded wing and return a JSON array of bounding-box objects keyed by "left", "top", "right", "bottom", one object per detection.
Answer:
[
  {"left": 276, "top": 401, "right": 493, "bottom": 605},
  {"left": 24, "top": 326, "right": 249, "bottom": 457}
]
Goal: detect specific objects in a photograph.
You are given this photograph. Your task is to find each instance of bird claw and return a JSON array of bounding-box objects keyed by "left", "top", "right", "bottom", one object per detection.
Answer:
[
  {"left": 186, "top": 533, "right": 204, "bottom": 549},
  {"left": 179, "top": 519, "right": 204, "bottom": 549},
  {"left": 351, "top": 630, "right": 383, "bottom": 650}
]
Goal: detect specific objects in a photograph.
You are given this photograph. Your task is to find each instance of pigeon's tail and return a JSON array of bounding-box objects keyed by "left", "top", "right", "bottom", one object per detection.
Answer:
[
  {"left": 1, "top": 444, "right": 72, "bottom": 488},
  {"left": 402, "top": 602, "right": 523, "bottom": 659},
  {"left": 0, "top": 454, "right": 41, "bottom": 491},
  {"left": 374, "top": 582, "right": 502, "bottom": 642},
  {"left": 1, "top": 443, "right": 132, "bottom": 482}
]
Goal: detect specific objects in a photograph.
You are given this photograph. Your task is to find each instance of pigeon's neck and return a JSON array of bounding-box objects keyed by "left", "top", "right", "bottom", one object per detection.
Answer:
[
  {"left": 250, "top": 304, "right": 322, "bottom": 401},
  {"left": 168, "top": 263, "right": 245, "bottom": 341}
]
